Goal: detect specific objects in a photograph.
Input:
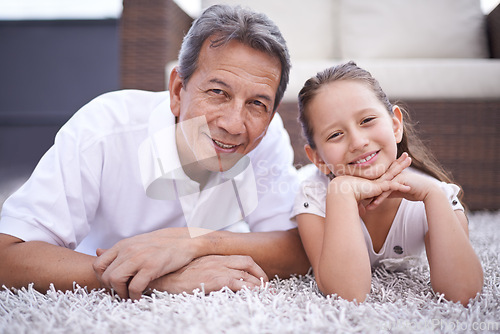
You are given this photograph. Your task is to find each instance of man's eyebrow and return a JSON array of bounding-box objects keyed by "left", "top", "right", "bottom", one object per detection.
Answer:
[
  {"left": 256, "top": 94, "right": 272, "bottom": 103},
  {"left": 209, "top": 78, "right": 230, "bottom": 88},
  {"left": 209, "top": 78, "right": 273, "bottom": 103}
]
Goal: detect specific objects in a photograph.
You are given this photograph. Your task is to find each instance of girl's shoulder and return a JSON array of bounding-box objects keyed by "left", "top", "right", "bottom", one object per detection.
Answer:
[
  {"left": 406, "top": 167, "right": 464, "bottom": 212},
  {"left": 291, "top": 165, "right": 330, "bottom": 220},
  {"left": 297, "top": 165, "right": 329, "bottom": 191}
]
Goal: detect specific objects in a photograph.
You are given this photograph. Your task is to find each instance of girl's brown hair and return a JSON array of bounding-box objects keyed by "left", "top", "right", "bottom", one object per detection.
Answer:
[{"left": 298, "top": 61, "right": 460, "bottom": 194}]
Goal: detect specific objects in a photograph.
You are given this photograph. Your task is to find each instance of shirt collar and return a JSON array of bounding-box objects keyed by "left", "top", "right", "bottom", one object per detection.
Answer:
[
  {"left": 138, "top": 94, "right": 190, "bottom": 199},
  {"left": 138, "top": 93, "right": 255, "bottom": 201}
]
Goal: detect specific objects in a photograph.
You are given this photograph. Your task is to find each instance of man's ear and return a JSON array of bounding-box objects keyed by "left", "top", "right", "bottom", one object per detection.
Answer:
[
  {"left": 169, "top": 66, "right": 183, "bottom": 117},
  {"left": 392, "top": 105, "right": 404, "bottom": 143},
  {"left": 305, "top": 144, "right": 331, "bottom": 176}
]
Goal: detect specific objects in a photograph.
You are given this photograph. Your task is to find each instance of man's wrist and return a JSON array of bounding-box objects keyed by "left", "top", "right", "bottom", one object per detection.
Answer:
[{"left": 197, "top": 230, "right": 231, "bottom": 256}]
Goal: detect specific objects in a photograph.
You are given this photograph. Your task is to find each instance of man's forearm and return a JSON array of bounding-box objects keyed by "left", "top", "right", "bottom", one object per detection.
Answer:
[
  {"left": 0, "top": 234, "right": 100, "bottom": 292},
  {"left": 201, "top": 228, "right": 310, "bottom": 278},
  {"left": 0, "top": 227, "right": 311, "bottom": 296}
]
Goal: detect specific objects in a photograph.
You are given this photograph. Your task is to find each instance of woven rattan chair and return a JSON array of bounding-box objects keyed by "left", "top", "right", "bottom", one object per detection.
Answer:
[{"left": 121, "top": 0, "right": 500, "bottom": 211}]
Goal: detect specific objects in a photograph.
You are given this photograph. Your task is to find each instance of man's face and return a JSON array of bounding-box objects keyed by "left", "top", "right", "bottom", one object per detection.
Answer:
[{"left": 169, "top": 38, "right": 281, "bottom": 174}]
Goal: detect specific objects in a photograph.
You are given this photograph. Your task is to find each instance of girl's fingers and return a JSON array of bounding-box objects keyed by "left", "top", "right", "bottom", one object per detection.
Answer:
[
  {"left": 367, "top": 181, "right": 411, "bottom": 210},
  {"left": 380, "top": 153, "right": 411, "bottom": 181}
]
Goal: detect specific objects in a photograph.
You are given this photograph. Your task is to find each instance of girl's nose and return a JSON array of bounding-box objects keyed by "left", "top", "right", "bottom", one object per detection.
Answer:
[{"left": 348, "top": 131, "right": 369, "bottom": 152}]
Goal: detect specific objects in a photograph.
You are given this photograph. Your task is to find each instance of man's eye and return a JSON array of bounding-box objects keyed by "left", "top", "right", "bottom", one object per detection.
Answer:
[
  {"left": 211, "top": 89, "right": 224, "bottom": 95},
  {"left": 252, "top": 100, "right": 269, "bottom": 112},
  {"left": 253, "top": 100, "right": 265, "bottom": 108}
]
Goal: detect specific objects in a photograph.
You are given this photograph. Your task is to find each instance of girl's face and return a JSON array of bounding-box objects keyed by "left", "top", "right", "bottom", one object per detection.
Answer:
[{"left": 305, "top": 80, "right": 403, "bottom": 180}]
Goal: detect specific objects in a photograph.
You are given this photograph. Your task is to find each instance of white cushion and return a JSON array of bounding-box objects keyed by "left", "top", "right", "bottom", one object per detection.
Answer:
[
  {"left": 283, "top": 59, "right": 500, "bottom": 102},
  {"left": 201, "top": 0, "right": 340, "bottom": 60},
  {"left": 339, "top": 0, "right": 489, "bottom": 59}
]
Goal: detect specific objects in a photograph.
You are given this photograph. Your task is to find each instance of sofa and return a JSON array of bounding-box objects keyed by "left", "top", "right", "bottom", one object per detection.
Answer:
[{"left": 164, "top": 0, "right": 500, "bottom": 210}]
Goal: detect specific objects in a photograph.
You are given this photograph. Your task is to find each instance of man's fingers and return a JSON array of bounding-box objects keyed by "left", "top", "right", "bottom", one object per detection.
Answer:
[
  {"left": 128, "top": 271, "right": 155, "bottom": 300},
  {"left": 224, "top": 270, "right": 263, "bottom": 292},
  {"left": 146, "top": 255, "right": 271, "bottom": 296},
  {"left": 228, "top": 255, "right": 268, "bottom": 282},
  {"left": 93, "top": 249, "right": 118, "bottom": 280},
  {"left": 236, "top": 269, "right": 263, "bottom": 286},
  {"left": 108, "top": 275, "right": 131, "bottom": 300},
  {"left": 95, "top": 248, "right": 107, "bottom": 257}
]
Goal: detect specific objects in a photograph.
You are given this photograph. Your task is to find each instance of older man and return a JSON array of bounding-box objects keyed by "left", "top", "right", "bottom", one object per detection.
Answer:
[{"left": 0, "top": 4, "right": 309, "bottom": 300}]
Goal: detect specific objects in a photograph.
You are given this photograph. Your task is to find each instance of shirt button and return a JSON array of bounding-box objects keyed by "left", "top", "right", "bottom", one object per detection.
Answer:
[
  {"left": 452, "top": 200, "right": 458, "bottom": 206},
  {"left": 304, "top": 202, "right": 309, "bottom": 208},
  {"left": 393, "top": 245, "right": 403, "bottom": 254}
]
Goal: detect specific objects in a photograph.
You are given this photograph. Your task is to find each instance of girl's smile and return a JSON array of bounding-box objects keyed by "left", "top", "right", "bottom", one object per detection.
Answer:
[{"left": 349, "top": 150, "right": 379, "bottom": 165}]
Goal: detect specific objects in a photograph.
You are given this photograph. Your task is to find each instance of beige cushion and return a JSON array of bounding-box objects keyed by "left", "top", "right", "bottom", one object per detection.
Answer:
[
  {"left": 201, "top": 0, "right": 340, "bottom": 60},
  {"left": 339, "top": 0, "right": 489, "bottom": 59},
  {"left": 283, "top": 59, "right": 500, "bottom": 102}
]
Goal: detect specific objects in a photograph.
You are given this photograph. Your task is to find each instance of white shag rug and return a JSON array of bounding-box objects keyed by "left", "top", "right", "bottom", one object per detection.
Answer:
[{"left": 1, "top": 211, "right": 499, "bottom": 334}]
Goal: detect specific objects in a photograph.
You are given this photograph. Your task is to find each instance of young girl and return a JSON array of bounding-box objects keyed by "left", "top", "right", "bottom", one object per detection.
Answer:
[{"left": 292, "top": 61, "right": 483, "bottom": 306}]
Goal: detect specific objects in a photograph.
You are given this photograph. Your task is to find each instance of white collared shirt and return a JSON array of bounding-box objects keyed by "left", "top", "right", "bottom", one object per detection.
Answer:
[{"left": 0, "top": 90, "right": 299, "bottom": 255}]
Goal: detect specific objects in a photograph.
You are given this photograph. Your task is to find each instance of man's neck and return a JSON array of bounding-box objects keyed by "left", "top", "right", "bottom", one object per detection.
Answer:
[
  {"left": 181, "top": 160, "right": 213, "bottom": 189},
  {"left": 175, "top": 123, "right": 213, "bottom": 189}
]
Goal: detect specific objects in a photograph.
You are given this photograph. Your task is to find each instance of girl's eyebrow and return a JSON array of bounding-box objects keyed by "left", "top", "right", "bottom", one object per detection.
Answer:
[
  {"left": 355, "top": 107, "right": 379, "bottom": 115},
  {"left": 317, "top": 107, "right": 379, "bottom": 136}
]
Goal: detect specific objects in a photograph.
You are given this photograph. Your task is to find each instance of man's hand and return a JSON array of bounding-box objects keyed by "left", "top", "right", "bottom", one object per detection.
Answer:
[
  {"left": 93, "top": 227, "right": 207, "bottom": 300},
  {"left": 147, "top": 255, "right": 269, "bottom": 295}
]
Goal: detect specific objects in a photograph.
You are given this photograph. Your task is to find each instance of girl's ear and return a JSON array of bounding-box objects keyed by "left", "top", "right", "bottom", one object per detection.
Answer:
[
  {"left": 169, "top": 66, "right": 183, "bottom": 117},
  {"left": 392, "top": 105, "right": 404, "bottom": 143},
  {"left": 305, "top": 144, "right": 331, "bottom": 176}
]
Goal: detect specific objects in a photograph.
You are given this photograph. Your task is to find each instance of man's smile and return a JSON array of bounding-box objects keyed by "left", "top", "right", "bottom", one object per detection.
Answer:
[{"left": 212, "top": 138, "right": 238, "bottom": 149}]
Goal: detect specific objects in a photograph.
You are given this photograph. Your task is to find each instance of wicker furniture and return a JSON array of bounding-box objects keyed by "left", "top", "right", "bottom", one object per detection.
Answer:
[
  {"left": 120, "top": 0, "right": 192, "bottom": 91},
  {"left": 121, "top": 0, "right": 500, "bottom": 210}
]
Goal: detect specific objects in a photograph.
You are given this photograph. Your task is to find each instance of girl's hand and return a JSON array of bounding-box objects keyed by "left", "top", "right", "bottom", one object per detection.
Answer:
[
  {"left": 362, "top": 153, "right": 412, "bottom": 211},
  {"left": 391, "top": 170, "right": 439, "bottom": 203},
  {"left": 329, "top": 175, "right": 411, "bottom": 204}
]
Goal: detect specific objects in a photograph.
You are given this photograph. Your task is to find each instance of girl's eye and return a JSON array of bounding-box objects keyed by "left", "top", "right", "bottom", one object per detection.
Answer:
[
  {"left": 361, "top": 117, "right": 375, "bottom": 125},
  {"left": 327, "top": 132, "right": 341, "bottom": 140}
]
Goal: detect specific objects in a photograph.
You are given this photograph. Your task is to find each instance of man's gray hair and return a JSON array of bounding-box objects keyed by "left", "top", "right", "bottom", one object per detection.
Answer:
[{"left": 177, "top": 4, "right": 291, "bottom": 112}]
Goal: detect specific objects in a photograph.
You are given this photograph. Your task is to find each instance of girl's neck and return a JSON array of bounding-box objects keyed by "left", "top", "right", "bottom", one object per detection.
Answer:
[{"left": 361, "top": 197, "right": 403, "bottom": 253}]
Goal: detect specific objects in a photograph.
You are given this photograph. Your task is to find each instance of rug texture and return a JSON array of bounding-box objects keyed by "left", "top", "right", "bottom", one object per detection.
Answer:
[{"left": 0, "top": 211, "right": 499, "bottom": 334}]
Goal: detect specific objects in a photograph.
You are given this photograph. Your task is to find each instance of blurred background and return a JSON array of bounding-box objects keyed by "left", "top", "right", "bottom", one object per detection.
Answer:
[{"left": 0, "top": 0, "right": 499, "bottom": 210}]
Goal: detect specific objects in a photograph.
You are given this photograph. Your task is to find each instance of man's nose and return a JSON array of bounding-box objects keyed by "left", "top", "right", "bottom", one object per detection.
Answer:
[{"left": 217, "top": 103, "right": 246, "bottom": 135}]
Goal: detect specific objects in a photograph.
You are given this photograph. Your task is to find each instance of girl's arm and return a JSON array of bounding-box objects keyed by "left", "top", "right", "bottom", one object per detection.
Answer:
[
  {"left": 298, "top": 176, "right": 410, "bottom": 302},
  {"left": 395, "top": 172, "right": 483, "bottom": 306},
  {"left": 297, "top": 188, "right": 371, "bottom": 301},
  {"left": 423, "top": 190, "right": 483, "bottom": 306}
]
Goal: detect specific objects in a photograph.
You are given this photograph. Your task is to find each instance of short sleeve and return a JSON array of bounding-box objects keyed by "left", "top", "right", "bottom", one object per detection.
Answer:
[
  {"left": 438, "top": 181, "right": 465, "bottom": 212},
  {"left": 290, "top": 169, "right": 329, "bottom": 223},
  {"left": 0, "top": 100, "right": 103, "bottom": 249}
]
